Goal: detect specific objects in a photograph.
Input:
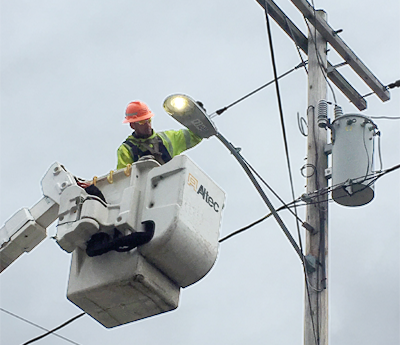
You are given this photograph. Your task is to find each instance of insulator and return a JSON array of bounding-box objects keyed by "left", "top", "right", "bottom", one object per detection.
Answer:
[
  {"left": 317, "top": 99, "right": 328, "bottom": 128},
  {"left": 334, "top": 104, "right": 343, "bottom": 119}
]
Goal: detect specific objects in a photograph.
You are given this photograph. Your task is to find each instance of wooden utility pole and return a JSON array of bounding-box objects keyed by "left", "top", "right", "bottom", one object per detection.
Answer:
[
  {"left": 304, "top": 10, "right": 328, "bottom": 345},
  {"left": 256, "top": 1, "right": 390, "bottom": 344}
]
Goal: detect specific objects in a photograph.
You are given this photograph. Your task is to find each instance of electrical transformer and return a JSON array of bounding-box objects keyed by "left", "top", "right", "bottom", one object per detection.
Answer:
[{"left": 331, "top": 113, "right": 377, "bottom": 206}]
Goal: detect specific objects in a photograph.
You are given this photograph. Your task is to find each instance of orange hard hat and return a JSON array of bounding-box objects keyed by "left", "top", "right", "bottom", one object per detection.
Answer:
[{"left": 123, "top": 101, "right": 154, "bottom": 123}]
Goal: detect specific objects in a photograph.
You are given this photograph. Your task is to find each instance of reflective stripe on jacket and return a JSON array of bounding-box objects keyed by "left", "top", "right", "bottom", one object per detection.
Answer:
[{"left": 117, "top": 129, "right": 202, "bottom": 169}]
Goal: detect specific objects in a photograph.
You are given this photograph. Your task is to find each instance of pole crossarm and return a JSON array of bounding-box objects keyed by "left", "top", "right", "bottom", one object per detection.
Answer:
[
  {"left": 256, "top": 0, "right": 367, "bottom": 110},
  {"left": 289, "top": 0, "right": 390, "bottom": 102}
]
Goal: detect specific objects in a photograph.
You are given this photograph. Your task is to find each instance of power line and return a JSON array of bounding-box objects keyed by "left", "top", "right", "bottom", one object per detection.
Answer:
[
  {"left": 367, "top": 116, "right": 400, "bottom": 120},
  {"left": 219, "top": 158, "right": 400, "bottom": 244},
  {"left": 295, "top": 164, "right": 400, "bottom": 207},
  {"left": 262, "top": 0, "right": 305, "bottom": 256},
  {"left": 0, "top": 308, "right": 83, "bottom": 345},
  {"left": 243, "top": 158, "right": 314, "bottom": 231},
  {"left": 219, "top": 202, "right": 299, "bottom": 243},
  {"left": 219, "top": 196, "right": 360, "bottom": 244},
  {"left": 219, "top": 212, "right": 274, "bottom": 243},
  {"left": 216, "top": 132, "right": 304, "bottom": 261},
  {"left": 261, "top": 8, "right": 322, "bottom": 344},
  {"left": 208, "top": 61, "right": 306, "bottom": 118},
  {"left": 304, "top": 163, "right": 400, "bottom": 202},
  {"left": 284, "top": 15, "right": 308, "bottom": 74},
  {"left": 22, "top": 313, "right": 85, "bottom": 345},
  {"left": 298, "top": 111, "right": 308, "bottom": 137}
]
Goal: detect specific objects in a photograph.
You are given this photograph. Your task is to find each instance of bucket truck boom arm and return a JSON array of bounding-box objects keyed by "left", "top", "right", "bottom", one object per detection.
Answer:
[{"left": 0, "top": 163, "right": 76, "bottom": 272}]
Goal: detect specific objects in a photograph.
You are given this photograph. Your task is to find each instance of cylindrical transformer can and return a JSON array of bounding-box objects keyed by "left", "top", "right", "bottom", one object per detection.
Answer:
[{"left": 331, "top": 113, "right": 377, "bottom": 206}]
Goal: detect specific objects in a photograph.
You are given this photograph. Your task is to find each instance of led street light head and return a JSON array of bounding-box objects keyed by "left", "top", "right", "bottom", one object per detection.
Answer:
[
  {"left": 170, "top": 96, "right": 189, "bottom": 111},
  {"left": 163, "top": 94, "right": 217, "bottom": 138}
]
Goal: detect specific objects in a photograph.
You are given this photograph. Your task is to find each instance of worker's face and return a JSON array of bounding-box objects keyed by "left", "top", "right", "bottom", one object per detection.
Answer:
[{"left": 130, "top": 118, "right": 153, "bottom": 138}]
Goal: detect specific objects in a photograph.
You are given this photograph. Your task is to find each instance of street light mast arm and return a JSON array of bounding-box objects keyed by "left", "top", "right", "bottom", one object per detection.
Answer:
[{"left": 216, "top": 132, "right": 304, "bottom": 261}]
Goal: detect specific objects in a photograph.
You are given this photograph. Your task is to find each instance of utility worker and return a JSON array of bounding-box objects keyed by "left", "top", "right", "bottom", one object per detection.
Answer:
[{"left": 117, "top": 101, "right": 202, "bottom": 169}]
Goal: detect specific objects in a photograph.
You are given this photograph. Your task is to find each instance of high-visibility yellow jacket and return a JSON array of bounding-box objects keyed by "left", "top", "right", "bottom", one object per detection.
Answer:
[{"left": 117, "top": 129, "right": 202, "bottom": 169}]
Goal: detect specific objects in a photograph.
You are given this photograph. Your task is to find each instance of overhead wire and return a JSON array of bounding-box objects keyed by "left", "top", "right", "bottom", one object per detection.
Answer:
[
  {"left": 369, "top": 126, "right": 383, "bottom": 174},
  {"left": 217, "top": 169, "right": 395, "bottom": 249},
  {"left": 219, "top": 194, "right": 368, "bottom": 245},
  {"left": 219, "top": 200, "right": 299, "bottom": 243},
  {"left": 264, "top": 1, "right": 316, "bottom": 306},
  {"left": 362, "top": 124, "right": 371, "bottom": 183},
  {"left": 219, "top": 208, "right": 276, "bottom": 243},
  {"left": 367, "top": 116, "right": 400, "bottom": 120},
  {"left": 217, "top": 132, "right": 305, "bottom": 261},
  {"left": 292, "top": 165, "right": 400, "bottom": 210},
  {"left": 376, "top": 163, "right": 400, "bottom": 176},
  {"left": 297, "top": 111, "right": 308, "bottom": 136},
  {"left": 22, "top": 313, "right": 85, "bottom": 345},
  {"left": 303, "top": 163, "right": 400, "bottom": 202},
  {"left": 284, "top": 15, "right": 308, "bottom": 75},
  {"left": 0, "top": 308, "right": 83, "bottom": 345},
  {"left": 218, "top": 158, "right": 399, "bottom": 282},
  {"left": 262, "top": 4, "right": 319, "bottom": 344},
  {"left": 242, "top": 158, "right": 312, "bottom": 230},
  {"left": 208, "top": 61, "right": 307, "bottom": 118},
  {"left": 262, "top": 0, "right": 305, "bottom": 258}
]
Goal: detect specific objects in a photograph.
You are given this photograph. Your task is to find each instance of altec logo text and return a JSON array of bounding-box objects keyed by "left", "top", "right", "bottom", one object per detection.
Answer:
[{"left": 188, "top": 174, "right": 220, "bottom": 213}]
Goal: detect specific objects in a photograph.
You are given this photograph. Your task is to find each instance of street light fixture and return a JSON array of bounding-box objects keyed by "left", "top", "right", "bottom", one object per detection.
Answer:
[
  {"left": 163, "top": 94, "right": 217, "bottom": 139},
  {"left": 163, "top": 94, "right": 304, "bottom": 262}
]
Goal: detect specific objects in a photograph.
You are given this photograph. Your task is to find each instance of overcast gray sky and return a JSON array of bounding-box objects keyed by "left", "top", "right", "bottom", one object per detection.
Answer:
[{"left": 1, "top": 1, "right": 399, "bottom": 344}]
